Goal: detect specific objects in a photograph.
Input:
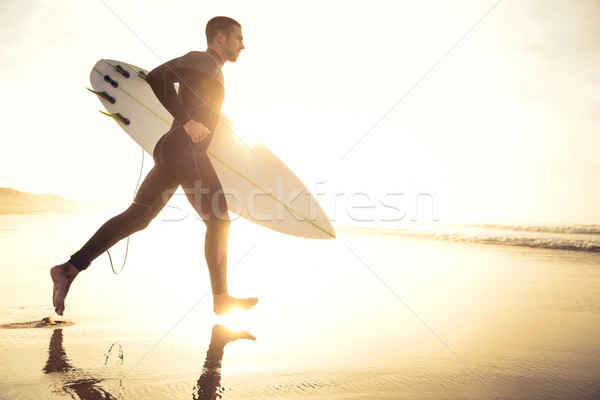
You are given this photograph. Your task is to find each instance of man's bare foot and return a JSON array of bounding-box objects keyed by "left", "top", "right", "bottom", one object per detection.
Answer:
[
  {"left": 50, "top": 262, "right": 80, "bottom": 316},
  {"left": 213, "top": 293, "right": 258, "bottom": 316}
]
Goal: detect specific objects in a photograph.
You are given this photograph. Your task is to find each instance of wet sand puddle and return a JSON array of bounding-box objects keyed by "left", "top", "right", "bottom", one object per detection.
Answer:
[{"left": 1, "top": 318, "right": 75, "bottom": 329}]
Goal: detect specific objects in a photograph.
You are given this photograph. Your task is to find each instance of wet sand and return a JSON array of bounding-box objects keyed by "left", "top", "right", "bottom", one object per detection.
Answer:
[{"left": 0, "top": 212, "right": 599, "bottom": 399}]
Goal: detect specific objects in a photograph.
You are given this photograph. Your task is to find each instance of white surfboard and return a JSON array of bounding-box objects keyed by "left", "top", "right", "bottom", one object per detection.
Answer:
[{"left": 89, "top": 59, "right": 335, "bottom": 239}]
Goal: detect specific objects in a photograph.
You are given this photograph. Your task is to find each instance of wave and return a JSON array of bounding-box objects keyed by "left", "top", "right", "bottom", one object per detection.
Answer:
[
  {"left": 338, "top": 224, "right": 600, "bottom": 253},
  {"left": 466, "top": 224, "right": 600, "bottom": 236}
]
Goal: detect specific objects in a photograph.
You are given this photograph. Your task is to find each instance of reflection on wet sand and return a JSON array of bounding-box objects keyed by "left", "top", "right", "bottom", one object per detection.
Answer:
[
  {"left": 43, "top": 328, "right": 119, "bottom": 399},
  {"left": 43, "top": 324, "right": 255, "bottom": 400},
  {"left": 194, "top": 324, "right": 256, "bottom": 400}
]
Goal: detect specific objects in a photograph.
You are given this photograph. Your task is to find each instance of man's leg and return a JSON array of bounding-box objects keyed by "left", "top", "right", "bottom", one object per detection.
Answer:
[
  {"left": 51, "top": 164, "right": 178, "bottom": 315},
  {"left": 182, "top": 145, "right": 257, "bottom": 315}
]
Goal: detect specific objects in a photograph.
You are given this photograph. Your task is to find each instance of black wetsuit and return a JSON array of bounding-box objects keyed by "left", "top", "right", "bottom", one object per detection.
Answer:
[{"left": 69, "top": 49, "right": 229, "bottom": 274}]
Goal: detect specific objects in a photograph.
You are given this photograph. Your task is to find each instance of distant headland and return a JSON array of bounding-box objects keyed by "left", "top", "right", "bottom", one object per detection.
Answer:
[{"left": 0, "top": 187, "right": 122, "bottom": 215}]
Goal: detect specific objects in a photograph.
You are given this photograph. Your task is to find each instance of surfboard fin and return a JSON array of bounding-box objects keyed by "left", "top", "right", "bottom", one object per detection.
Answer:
[
  {"left": 101, "top": 59, "right": 131, "bottom": 78},
  {"left": 86, "top": 87, "right": 116, "bottom": 104},
  {"left": 103, "top": 74, "right": 119, "bottom": 88},
  {"left": 114, "top": 65, "right": 130, "bottom": 78},
  {"left": 126, "top": 63, "right": 148, "bottom": 80},
  {"left": 98, "top": 110, "right": 130, "bottom": 126},
  {"left": 102, "top": 59, "right": 147, "bottom": 80}
]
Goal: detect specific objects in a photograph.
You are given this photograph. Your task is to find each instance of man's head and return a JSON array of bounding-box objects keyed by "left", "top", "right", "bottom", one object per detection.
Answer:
[{"left": 206, "top": 16, "right": 244, "bottom": 63}]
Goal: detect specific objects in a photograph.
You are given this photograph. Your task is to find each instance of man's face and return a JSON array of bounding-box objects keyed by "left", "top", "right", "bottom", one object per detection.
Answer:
[{"left": 223, "top": 26, "right": 244, "bottom": 62}]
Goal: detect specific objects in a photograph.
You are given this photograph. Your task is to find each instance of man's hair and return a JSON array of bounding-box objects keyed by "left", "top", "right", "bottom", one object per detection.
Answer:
[{"left": 205, "top": 16, "right": 241, "bottom": 43}]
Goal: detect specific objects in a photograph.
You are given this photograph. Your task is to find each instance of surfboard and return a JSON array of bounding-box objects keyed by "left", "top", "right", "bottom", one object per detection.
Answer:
[{"left": 89, "top": 59, "right": 335, "bottom": 239}]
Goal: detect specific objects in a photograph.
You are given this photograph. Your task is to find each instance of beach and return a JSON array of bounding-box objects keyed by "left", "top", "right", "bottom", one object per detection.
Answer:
[
  {"left": 1, "top": 211, "right": 599, "bottom": 399},
  {"left": 2, "top": 0, "right": 599, "bottom": 398}
]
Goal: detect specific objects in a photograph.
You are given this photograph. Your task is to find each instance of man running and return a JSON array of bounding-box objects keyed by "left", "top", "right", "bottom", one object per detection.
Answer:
[{"left": 50, "top": 16, "right": 257, "bottom": 316}]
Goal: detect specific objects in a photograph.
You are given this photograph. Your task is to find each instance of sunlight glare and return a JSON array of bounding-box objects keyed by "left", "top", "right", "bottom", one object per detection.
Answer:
[{"left": 217, "top": 308, "right": 251, "bottom": 332}]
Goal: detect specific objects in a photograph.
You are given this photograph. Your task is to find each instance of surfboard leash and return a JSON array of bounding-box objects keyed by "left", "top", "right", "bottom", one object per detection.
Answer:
[
  {"left": 88, "top": 65, "right": 146, "bottom": 274},
  {"left": 104, "top": 147, "right": 144, "bottom": 275}
]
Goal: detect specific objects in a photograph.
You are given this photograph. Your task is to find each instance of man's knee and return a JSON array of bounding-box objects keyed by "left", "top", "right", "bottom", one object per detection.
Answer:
[
  {"left": 204, "top": 215, "right": 230, "bottom": 231},
  {"left": 122, "top": 203, "right": 156, "bottom": 233}
]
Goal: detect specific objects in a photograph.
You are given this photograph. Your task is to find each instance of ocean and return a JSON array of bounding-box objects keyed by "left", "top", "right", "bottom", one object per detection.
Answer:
[
  {"left": 0, "top": 212, "right": 599, "bottom": 399},
  {"left": 340, "top": 223, "right": 600, "bottom": 252}
]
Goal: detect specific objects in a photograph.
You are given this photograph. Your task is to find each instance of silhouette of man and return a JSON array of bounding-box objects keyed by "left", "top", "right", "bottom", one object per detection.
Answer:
[{"left": 51, "top": 16, "right": 257, "bottom": 316}]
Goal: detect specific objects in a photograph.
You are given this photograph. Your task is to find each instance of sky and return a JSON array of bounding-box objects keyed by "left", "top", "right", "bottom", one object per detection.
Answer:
[{"left": 0, "top": 0, "right": 599, "bottom": 226}]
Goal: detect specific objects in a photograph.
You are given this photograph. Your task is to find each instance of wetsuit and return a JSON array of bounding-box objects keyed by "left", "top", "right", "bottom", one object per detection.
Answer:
[{"left": 69, "top": 49, "right": 230, "bottom": 292}]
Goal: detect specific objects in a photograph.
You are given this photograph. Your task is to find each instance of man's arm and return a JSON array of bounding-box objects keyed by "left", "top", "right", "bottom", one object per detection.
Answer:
[
  {"left": 146, "top": 57, "right": 211, "bottom": 143},
  {"left": 146, "top": 58, "right": 194, "bottom": 126}
]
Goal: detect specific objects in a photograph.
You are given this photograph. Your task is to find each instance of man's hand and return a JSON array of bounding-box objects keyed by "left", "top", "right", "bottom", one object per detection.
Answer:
[{"left": 183, "top": 120, "right": 211, "bottom": 143}]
